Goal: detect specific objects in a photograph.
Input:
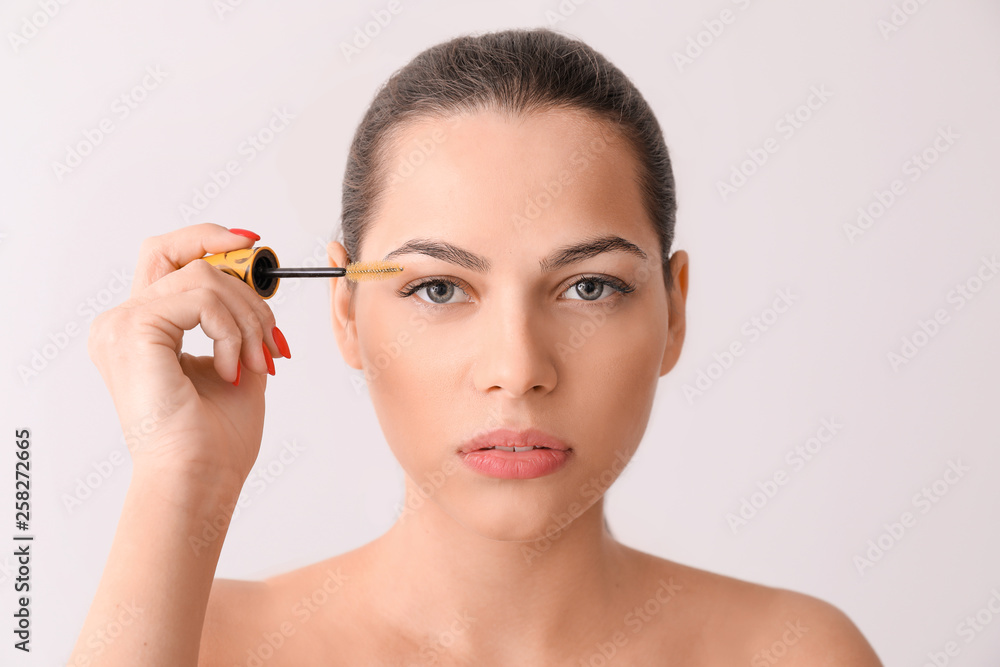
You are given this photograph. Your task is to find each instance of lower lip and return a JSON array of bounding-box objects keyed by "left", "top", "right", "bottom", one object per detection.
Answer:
[{"left": 460, "top": 448, "right": 570, "bottom": 479}]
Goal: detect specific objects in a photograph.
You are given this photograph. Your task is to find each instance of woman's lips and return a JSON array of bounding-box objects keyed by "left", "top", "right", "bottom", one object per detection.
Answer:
[
  {"left": 457, "top": 427, "right": 571, "bottom": 479},
  {"left": 459, "top": 447, "right": 570, "bottom": 479}
]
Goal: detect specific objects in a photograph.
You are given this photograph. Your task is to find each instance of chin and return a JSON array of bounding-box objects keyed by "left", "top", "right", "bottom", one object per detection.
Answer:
[{"left": 441, "top": 486, "right": 592, "bottom": 543}]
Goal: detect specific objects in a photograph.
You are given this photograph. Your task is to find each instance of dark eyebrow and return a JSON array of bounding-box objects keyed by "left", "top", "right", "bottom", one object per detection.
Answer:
[{"left": 381, "top": 234, "right": 647, "bottom": 273}]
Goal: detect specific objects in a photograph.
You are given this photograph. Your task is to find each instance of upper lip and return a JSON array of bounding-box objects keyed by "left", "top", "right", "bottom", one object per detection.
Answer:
[{"left": 458, "top": 427, "right": 571, "bottom": 454}]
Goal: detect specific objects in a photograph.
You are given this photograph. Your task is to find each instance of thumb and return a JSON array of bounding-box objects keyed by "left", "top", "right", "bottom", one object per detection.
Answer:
[{"left": 131, "top": 223, "right": 260, "bottom": 297}]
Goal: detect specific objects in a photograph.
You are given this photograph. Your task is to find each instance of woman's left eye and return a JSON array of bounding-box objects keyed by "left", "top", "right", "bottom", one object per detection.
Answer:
[
  {"left": 561, "top": 276, "right": 636, "bottom": 302},
  {"left": 396, "top": 275, "right": 635, "bottom": 307}
]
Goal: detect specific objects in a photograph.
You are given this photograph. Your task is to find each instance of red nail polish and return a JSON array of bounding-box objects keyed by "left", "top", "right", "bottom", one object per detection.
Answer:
[
  {"left": 272, "top": 326, "right": 291, "bottom": 359},
  {"left": 262, "top": 341, "right": 275, "bottom": 376},
  {"left": 229, "top": 228, "right": 260, "bottom": 241},
  {"left": 232, "top": 361, "right": 241, "bottom": 386}
]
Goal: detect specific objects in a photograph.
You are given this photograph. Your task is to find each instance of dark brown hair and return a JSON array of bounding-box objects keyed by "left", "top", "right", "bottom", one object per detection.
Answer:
[{"left": 338, "top": 27, "right": 678, "bottom": 294}]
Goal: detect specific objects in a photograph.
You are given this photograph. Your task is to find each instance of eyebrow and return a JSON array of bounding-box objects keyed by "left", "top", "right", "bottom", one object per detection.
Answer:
[{"left": 381, "top": 234, "right": 648, "bottom": 273}]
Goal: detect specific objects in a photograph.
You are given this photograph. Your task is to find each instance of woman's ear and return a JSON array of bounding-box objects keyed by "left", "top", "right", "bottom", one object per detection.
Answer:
[
  {"left": 660, "top": 250, "right": 689, "bottom": 377},
  {"left": 327, "top": 241, "right": 363, "bottom": 370}
]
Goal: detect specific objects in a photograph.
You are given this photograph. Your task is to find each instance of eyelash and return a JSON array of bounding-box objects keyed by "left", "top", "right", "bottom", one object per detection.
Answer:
[{"left": 395, "top": 274, "right": 637, "bottom": 309}]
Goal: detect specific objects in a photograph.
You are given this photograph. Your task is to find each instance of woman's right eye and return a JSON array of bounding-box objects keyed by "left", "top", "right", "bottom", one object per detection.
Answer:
[{"left": 397, "top": 278, "right": 472, "bottom": 306}]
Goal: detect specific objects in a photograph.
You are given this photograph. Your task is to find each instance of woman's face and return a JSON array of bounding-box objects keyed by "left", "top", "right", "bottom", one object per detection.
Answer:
[{"left": 329, "top": 108, "right": 688, "bottom": 541}]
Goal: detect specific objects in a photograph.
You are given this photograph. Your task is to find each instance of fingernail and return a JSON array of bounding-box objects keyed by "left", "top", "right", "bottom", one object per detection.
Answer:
[
  {"left": 232, "top": 361, "right": 241, "bottom": 386},
  {"left": 272, "top": 326, "right": 291, "bottom": 359},
  {"left": 229, "top": 228, "right": 260, "bottom": 241},
  {"left": 262, "top": 341, "right": 275, "bottom": 376}
]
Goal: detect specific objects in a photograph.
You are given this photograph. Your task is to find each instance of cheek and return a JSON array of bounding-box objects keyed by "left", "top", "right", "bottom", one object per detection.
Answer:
[
  {"left": 356, "top": 293, "right": 437, "bottom": 381},
  {"left": 356, "top": 301, "right": 460, "bottom": 470},
  {"left": 567, "top": 294, "right": 666, "bottom": 381},
  {"left": 561, "top": 301, "right": 666, "bottom": 454}
]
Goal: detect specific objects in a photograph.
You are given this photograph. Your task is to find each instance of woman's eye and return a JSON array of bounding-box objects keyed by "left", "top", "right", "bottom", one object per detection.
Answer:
[
  {"left": 563, "top": 276, "right": 635, "bottom": 301},
  {"left": 562, "top": 277, "right": 614, "bottom": 302},
  {"left": 398, "top": 279, "right": 471, "bottom": 306}
]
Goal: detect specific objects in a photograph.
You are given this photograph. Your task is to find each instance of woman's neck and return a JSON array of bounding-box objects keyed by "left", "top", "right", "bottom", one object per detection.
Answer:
[{"left": 358, "top": 488, "right": 646, "bottom": 663}]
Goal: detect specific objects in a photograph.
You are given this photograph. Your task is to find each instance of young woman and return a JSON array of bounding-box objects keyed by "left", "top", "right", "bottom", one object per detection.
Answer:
[{"left": 72, "top": 28, "right": 883, "bottom": 665}]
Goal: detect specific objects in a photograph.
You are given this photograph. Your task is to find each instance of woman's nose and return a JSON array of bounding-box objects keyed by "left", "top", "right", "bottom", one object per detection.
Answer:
[{"left": 471, "top": 301, "right": 557, "bottom": 397}]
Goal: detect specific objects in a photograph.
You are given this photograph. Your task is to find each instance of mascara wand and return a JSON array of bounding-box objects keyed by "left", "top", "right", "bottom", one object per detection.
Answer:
[
  {"left": 262, "top": 265, "right": 399, "bottom": 278},
  {"left": 200, "top": 245, "right": 403, "bottom": 299}
]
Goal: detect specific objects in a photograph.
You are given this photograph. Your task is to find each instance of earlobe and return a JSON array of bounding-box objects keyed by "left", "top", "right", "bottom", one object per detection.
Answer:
[
  {"left": 660, "top": 250, "right": 689, "bottom": 377},
  {"left": 327, "top": 241, "right": 364, "bottom": 370}
]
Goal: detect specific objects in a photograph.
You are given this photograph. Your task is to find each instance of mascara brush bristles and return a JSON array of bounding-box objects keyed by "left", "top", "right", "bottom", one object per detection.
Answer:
[{"left": 343, "top": 260, "right": 404, "bottom": 282}]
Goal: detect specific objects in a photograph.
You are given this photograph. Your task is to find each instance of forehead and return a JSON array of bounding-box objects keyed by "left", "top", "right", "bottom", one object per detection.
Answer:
[{"left": 365, "top": 108, "right": 653, "bottom": 257}]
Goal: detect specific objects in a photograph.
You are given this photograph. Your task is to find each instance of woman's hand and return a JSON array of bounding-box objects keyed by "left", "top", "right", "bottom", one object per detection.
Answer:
[
  {"left": 87, "top": 223, "right": 289, "bottom": 495},
  {"left": 71, "top": 224, "right": 292, "bottom": 666}
]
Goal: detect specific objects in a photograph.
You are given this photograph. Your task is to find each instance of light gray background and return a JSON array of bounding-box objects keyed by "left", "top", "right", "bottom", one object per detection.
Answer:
[{"left": 2, "top": 0, "right": 998, "bottom": 664}]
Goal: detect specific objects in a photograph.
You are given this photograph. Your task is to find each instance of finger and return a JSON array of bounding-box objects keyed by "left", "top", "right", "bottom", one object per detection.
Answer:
[
  {"left": 138, "top": 287, "right": 244, "bottom": 384},
  {"left": 131, "top": 223, "right": 260, "bottom": 297},
  {"left": 132, "top": 259, "right": 279, "bottom": 376}
]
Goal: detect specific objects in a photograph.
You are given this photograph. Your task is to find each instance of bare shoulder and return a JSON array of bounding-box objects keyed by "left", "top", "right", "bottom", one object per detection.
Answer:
[
  {"left": 197, "top": 554, "right": 355, "bottom": 667},
  {"left": 634, "top": 551, "right": 883, "bottom": 665},
  {"left": 740, "top": 583, "right": 884, "bottom": 666}
]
